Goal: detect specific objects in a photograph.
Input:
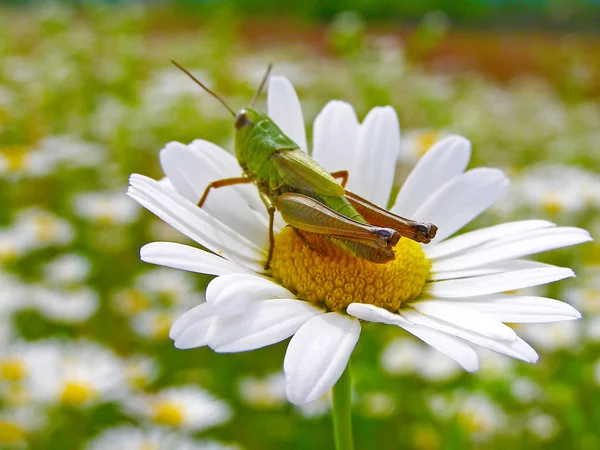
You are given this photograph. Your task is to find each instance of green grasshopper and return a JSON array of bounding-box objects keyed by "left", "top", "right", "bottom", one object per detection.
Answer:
[{"left": 172, "top": 61, "right": 437, "bottom": 269}]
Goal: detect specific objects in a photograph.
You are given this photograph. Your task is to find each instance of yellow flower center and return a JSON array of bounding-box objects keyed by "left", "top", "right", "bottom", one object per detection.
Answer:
[
  {"left": 33, "top": 215, "right": 59, "bottom": 242},
  {"left": 118, "top": 289, "right": 151, "bottom": 314},
  {"left": 416, "top": 131, "right": 440, "bottom": 156},
  {"left": 140, "top": 444, "right": 159, "bottom": 450},
  {"left": 0, "top": 145, "right": 28, "bottom": 171},
  {"left": 0, "top": 359, "right": 26, "bottom": 382},
  {"left": 60, "top": 381, "right": 97, "bottom": 405},
  {"left": 153, "top": 401, "right": 184, "bottom": 426},
  {"left": 271, "top": 227, "right": 430, "bottom": 312},
  {"left": 0, "top": 422, "right": 25, "bottom": 444},
  {"left": 152, "top": 312, "right": 174, "bottom": 339},
  {"left": 542, "top": 193, "right": 563, "bottom": 215},
  {"left": 0, "top": 240, "right": 18, "bottom": 263}
]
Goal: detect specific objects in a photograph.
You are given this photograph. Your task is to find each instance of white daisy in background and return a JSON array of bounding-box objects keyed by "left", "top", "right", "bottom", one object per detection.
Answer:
[
  {"left": 0, "top": 340, "right": 59, "bottom": 385},
  {"left": 25, "top": 340, "right": 128, "bottom": 407},
  {"left": 0, "top": 405, "right": 47, "bottom": 447},
  {"left": 527, "top": 412, "right": 560, "bottom": 441},
  {"left": 358, "top": 392, "right": 397, "bottom": 419},
  {"left": 128, "top": 75, "right": 591, "bottom": 405},
  {"left": 381, "top": 337, "right": 461, "bottom": 382},
  {"left": 510, "top": 378, "right": 541, "bottom": 404},
  {"left": 397, "top": 128, "right": 451, "bottom": 165},
  {"left": 122, "top": 386, "right": 232, "bottom": 432},
  {"left": 85, "top": 425, "right": 241, "bottom": 450},
  {"left": 131, "top": 309, "right": 177, "bottom": 340},
  {"left": 123, "top": 355, "right": 160, "bottom": 391},
  {"left": 43, "top": 253, "right": 91, "bottom": 286},
  {"left": 238, "top": 372, "right": 287, "bottom": 409},
  {"left": 496, "top": 164, "right": 600, "bottom": 217},
  {"left": 15, "top": 207, "right": 75, "bottom": 250},
  {"left": 28, "top": 135, "right": 105, "bottom": 174},
  {"left": 454, "top": 393, "right": 507, "bottom": 442},
  {"left": 30, "top": 285, "right": 99, "bottom": 324},
  {"left": 73, "top": 190, "right": 140, "bottom": 225}
]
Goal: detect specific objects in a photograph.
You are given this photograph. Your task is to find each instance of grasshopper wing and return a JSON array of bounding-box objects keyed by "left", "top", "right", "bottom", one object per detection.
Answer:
[{"left": 271, "top": 149, "right": 345, "bottom": 196}]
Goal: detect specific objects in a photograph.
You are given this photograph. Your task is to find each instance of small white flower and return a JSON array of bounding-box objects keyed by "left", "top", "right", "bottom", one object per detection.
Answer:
[
  {"left": 128, "top": 75, "right": 590, "bottom": 405},
  {"left": 517, "top": 321, "right": 582, "bottom": 352},
  {"left": 0, "top": 405, "right": 47, "bottom": 446},
  {"left": 456, "top": 393, "right": 507, "bottom": 441},
  {"left": 14, "top": 207, "right": 75, "bottom": 249},
  {"left": 123, "top": 355, "right": 160, "bottom": 391},
  {"left": 85, "top": 426, "right": 240, "bottom": 450},
  {"left": 381, "top": 337, "right": 461, "bottom": 381},
  {"left": 30, "top": 285, "right": 99, "bottom": 323},
  {"left": 238, "top": 372, "right": 287, "bottom": 409},
  {"left": 527, "top": 412, "right": 559, "bottom": 441},
  {"left": 26, "top": 340, "right": 128, "bottom": 407},
  {"left": 359, "top": 392, "right": 397, "bottom": 418},
  {"left": 123, "top": 386, "right": 232, "bottom": 431},
  {"left": 43, "top": 253, "right": 91, "bottom": 285},
  {"left": 131, "top": 309, "right": 177, "bottom": 340},
  {"left": 498, "top": 164, "right": 600, "bottom": 217},
  {"left": 74, "top": 190, "right": 140, "bottom": 225},
  {"left": 510, "top": 378, "right": 542, "bottom": 404}
]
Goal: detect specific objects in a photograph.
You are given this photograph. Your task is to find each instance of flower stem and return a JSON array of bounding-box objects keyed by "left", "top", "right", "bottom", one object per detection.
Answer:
[{"left": 332, "top": 363, "right": 353, "bottom": 450}]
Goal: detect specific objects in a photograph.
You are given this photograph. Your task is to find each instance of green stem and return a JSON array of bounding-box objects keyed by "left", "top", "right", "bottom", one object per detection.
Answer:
[{"left": 332, "top": 364, "right": 354, "bottom": 450}]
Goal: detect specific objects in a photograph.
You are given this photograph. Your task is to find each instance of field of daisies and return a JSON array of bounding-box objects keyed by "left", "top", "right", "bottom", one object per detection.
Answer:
[{"left": 1, "top": 3, "right": 600, "bottom": 450}]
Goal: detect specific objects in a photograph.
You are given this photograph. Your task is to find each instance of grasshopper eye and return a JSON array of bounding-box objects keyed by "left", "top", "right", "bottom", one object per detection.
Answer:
[{"left": 235, "top": 111, "right": 252, "bottom": 130}]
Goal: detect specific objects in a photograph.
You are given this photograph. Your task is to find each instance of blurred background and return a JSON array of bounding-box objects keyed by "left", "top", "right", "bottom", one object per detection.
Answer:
[{"left": 1, "top": 1, "right": 600, "bottom": 449}]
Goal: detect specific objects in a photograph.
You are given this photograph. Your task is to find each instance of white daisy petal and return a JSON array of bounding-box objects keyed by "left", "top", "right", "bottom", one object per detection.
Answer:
[
  {"left": 267, "top": 76, "right": 308, "bottom": 152},
  {"left": 206, "top": 274, "right": 295, "bottom": 316},
  {"left": 208, "top": 299, "right": 323, "bottom": 353},
  {"left": 189, "top": 139, "right": 268, "bottom": 213},
  {"left": 347, "top": 304, "right": 478, "bottom": 371},
  {"left": 432, "top": 227, "right": 591, "bottom": 272},
  {"left": 311, "top": 101, "right": 359, "bottom": 172},
  {"left": 160, "top": 142, "right": 269, "bottom": 243},
  {"left": 411, "top": 300, "right": 517, "bottom": 341},
  {"left": 424, "top": 220, "right": 556, "bottom": 260},
  {"left": 412, "top": 168, "right": 509, "bottom": 242},
  {"left": 190, "top": 139, "right": 242, "bottom": 174},
  {"left": 284, "top": 313, "right": 360, "bottom": 405},
  {"left": 427, "top": 267, "right": 575, "bottom": 298},
  {"left": 429, "top": 260, "right": 551, "bottom": 281},
  {"left": 348, "top": 106, "right": 400, "bottom": 207},
  {"left": 127, "top": 174, "right": 265, "bottom": 271},
  {"left": 140, "top": 242, "right": 249, "bottom": 276},
  {"left": 393, "top": 135, "right": 471, "bottom": 217},
  {"left": 170, "top": 302, "right": 215, "bottom": 342},
  {"left": 447, "top": 294, "right": 582, "bottom": 323},
  {"left": 401, "top": 309, "right": 539, "bottom": 363}
]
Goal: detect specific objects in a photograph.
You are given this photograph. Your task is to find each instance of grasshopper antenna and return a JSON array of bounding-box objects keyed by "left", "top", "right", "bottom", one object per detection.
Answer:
[
  {"left": 249, "top": 63, "right": 273, "bottom": 108},
  {"left": 171, "top": 60, "right": 236, "bottom": 118}
]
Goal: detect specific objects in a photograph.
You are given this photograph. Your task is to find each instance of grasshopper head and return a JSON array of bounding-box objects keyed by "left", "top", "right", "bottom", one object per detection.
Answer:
[{"left": 233, "top": 108, "right": 269, "bottom": 165}]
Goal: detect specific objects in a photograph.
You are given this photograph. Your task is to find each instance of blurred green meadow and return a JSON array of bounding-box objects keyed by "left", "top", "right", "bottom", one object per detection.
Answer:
[{"left": 1, "top": 2, "right": 600, "bottom": 449}]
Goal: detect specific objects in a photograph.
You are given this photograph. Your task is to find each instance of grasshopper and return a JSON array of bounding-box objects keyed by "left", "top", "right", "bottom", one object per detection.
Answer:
[{"left": 172, "top": 61, "right": 437, "bottom": 269}]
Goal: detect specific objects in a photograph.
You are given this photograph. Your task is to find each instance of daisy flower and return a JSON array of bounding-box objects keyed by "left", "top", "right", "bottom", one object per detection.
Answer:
[
  {"left": 128, "top": 75, "right": 590, "bottom": 405},
  {"left": 85, "top": 425, "right": 240, "bottom": 450},
  {"left": 122, "top": 386, "right": 232, "bottom": 431}
]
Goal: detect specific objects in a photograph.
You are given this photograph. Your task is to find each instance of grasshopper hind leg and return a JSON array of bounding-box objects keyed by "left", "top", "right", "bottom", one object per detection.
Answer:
[{"left": 291, "top": 228, "right": 326, "bottom": 255}]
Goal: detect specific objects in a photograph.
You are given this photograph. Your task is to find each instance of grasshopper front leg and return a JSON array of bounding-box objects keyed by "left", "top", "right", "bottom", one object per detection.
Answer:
[
  {"left": 198, "top": 176, "right": 252, "bottom": 207},
  {"left": 329, "top": 170, "right": 349, "bottom": 188}
]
